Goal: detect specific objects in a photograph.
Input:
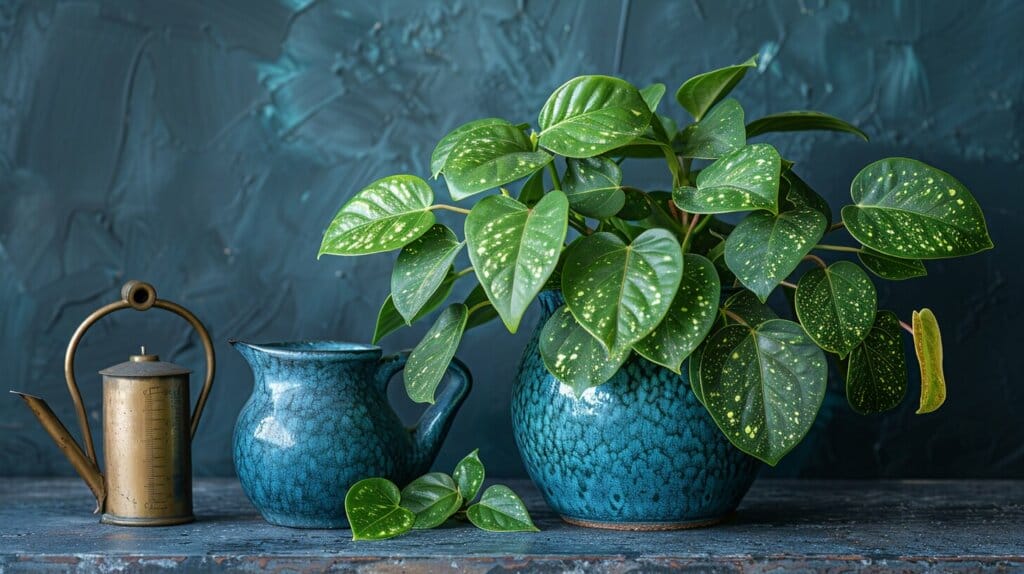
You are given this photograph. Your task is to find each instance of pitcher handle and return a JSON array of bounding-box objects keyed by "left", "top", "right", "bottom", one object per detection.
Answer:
[{"left": 374, "top": 352, "right": 472, "bottom": 468}]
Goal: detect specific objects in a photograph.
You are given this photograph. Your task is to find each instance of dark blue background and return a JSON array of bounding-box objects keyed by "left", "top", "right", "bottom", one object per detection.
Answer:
[{"left": 2, "top": 0, "right": 1020, "bottom": 478}]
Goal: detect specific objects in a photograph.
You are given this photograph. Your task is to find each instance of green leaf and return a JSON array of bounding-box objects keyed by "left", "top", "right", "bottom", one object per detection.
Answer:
[
  {"left": 517, "top": 168, "right": 545, "bottom": 207},
  {"left": 675, "top": 55, "right": 757, "bottom": 121},
  {"left": 634, "top": 254, "right": 721, "bottom": 372},
  {"left": 700, "top": 319, "right": 828, "bottom": 465},
  {"left": 846, "top": 311, "right": 908, "bottom": 414},
  {"left": 538, "top": 75, "right": 652, "bottom": 158},
  {"left": 858, "top": 248, "right": 927, "bottom": 280},
  {"left": 392, "top": 225, "right": 464, "bottom": 322},
  {"left": 724, "top": 208, "right": 826, "bottom": 302},
  {"left": 913, "top": 308, "right": 946, "bottom": 414},
  {"left": 561, "top": 157, "right": 625, "bottom": 218},
  {"left": 795, "top": 261, "right": 877, "bottom": 357},
  {"left": 841, "top": 158, "right": 993, "bottom": 259},
  {"left": 782, "top": 171, "right": 832, "bottom": 228},
  {"left": 372, "top": 271, "right": 455, "bottom": 344},
  {"left": 616, "top": 188, "right": 653, "bottom": 220},
  {"left": 640, "top": 83, "right": 667, "bottom": 112},
  {"left": 540, "top": 305, "right": 629, "bottom": 394},
  {"left": 452, "top": 449, "right": 485, "bottom": 504},
  {"left": 345, "top": 478, "right": 415, "bottom": 541},
  {"left": 467, "top": 485, "right": 539, "bottom": 532},
  {"left": 562, "top": 229, "right": 684, "bottom": 353},
  {"left": 400, "top": 472, "right": 462, "bottom": 529},
  {"left": 319, "top": 175, "right": 435, "bottom": 256},
  {"left": 465, "top": 192, "right": 568, "bottom": 332},
  {"left": 463, "top": 284, "right": 499, "bottom": 330},
  {"left": 404, "top": 304, "right": 468, "bottom": 404},
  {"left": 746, "top": 110, "right": 868, "bottom": 141},
  {"left": 722, "top": 289, "right": 778, "bottom": 326},
  {"left": 430, "top": 118, "right": 509, "bottom": 178},
  {"left": 679, "top": 98, "right": 746, "bottom": 159},
  {"left": 673, "top": 144, "right": 782, "bottom": 214},
  {"left": 688, "top": 343, "right": 707, "bottom": 406},
  {"left": 442, "top": 120, "right": 552, "bottom": 200}
]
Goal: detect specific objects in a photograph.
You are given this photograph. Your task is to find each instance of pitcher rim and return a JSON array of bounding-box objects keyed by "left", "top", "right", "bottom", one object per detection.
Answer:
[{"left": 229, "top": 340, "right": 382, "bottom": 359}]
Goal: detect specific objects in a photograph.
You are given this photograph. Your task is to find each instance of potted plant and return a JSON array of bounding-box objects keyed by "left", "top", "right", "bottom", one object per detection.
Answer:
[{"left": 318, "top": 57, "right": 992, "bottom": 530}]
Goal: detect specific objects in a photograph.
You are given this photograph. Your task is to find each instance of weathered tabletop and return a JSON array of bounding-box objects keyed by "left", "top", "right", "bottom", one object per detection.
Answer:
[{"left": 1, "top": 478, "right": 1021, "bottom": 573}]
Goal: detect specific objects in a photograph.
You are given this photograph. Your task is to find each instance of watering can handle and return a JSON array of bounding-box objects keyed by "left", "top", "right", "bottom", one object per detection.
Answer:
[{"left": 64, "top": 280, "right": 217, "bottom": 466}]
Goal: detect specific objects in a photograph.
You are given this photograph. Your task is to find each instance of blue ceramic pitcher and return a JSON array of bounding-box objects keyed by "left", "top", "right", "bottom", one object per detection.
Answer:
[{"left": 231, "top": 341, "right": 471, "bottom": 528}]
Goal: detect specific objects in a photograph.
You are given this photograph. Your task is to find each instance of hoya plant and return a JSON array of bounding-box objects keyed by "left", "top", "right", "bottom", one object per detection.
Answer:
[{"left": 319, "top": 57, "right": 993, "bottom": 466}]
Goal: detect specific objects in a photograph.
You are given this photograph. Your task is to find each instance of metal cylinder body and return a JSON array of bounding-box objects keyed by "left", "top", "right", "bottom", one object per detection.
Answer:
[{"left": 101, "top": 373, "right": 193, "bottom": 526}]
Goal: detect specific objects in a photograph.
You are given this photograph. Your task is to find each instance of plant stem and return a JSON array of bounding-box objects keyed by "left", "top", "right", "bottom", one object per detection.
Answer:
[
  {"left": 429, "top": 204, "right": 471, "bottom": 215},
  {"left": 827, "top": 222, "right": 846, "bottom": 233},
  {"left": 723, "top": 309, "right": 748, "bottom": 326},
  {"left": 453, "top": 267, "right": 474, "bottom": 279},
  {"left": 547, "top": 163, "right": 561, "bottom": 191},
  {"left": 899, "top": 319, "right": 914, "bottom": 335},
  {"left": 803, "top": 254, "right": 828, "bottom": 269},
  {"left": 780, "top": 280, "right": 798, "bottom": 290},
  {"left": 568, "top": 213, "right": 593, "bottom": 236},
  {"left": 814, "top": 243, "right": 860, "bottom": 253},
  {"left": 681, "top": 214, "right": 711, "bottom": 253},
  {"left": 468, "top": 300, "right": 492, "bottom": 316}
]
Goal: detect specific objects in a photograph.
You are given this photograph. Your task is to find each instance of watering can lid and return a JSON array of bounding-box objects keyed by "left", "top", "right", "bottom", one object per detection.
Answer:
[{"left": 98, "top": 348, "right": 190, "bottom": 378}]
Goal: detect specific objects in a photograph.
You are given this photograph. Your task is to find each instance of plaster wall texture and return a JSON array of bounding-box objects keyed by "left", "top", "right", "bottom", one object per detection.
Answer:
[{"left": 1, "top": 0, "right": 1021, "bottom": 478}]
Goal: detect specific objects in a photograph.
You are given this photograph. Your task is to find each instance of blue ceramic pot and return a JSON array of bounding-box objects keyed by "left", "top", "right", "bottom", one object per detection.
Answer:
[
  {"left": 231, "top": 341, "right": 471, "bottom": 528},
  {"left": 511, "top": 292, "right": 759, "bottom": 530}
]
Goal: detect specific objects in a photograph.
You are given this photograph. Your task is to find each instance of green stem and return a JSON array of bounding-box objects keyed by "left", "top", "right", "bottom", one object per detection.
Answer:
[
  {"left": 803, "top": 254, "right": 828, "bottom": 269},
  {"left": 723, "top": 309, "right": 748, "bottom": 326},
  {"left": 429, "top": 204, "right": 471, "bottom": 215},
  {"left": 547, "top": 163, "right": 562, "bottom": 191},
  {"left": 568, "top": 214, "right": 593, "bottom": 236},
  {"left": 681, "top": 214, "right": 711, "bottom": 253},
  {"left": 468, "top": 300, "right": 492, "bottom": 316},
  {"left": 827, "top": 222, "right": 846, "bottom": 233},
  {"left": 780, "top": 280, "right": 798, "bottom": 290},
  {"left": 453, "top": 267, "right": 474, "bottom": 279},
  {"left": 814, "top": 243, "right": 861, "bottom": 253}
]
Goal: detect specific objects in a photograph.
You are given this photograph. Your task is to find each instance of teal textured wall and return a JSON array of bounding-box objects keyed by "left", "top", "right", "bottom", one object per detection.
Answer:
[{"left": 1, "top": 0, "right": 1021, "bottom": 478}]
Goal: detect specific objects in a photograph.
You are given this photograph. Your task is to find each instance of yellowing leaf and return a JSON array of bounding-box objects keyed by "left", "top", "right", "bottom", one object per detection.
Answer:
[{"left": 913, "top": 308, "right": 946, "bottom": 414}]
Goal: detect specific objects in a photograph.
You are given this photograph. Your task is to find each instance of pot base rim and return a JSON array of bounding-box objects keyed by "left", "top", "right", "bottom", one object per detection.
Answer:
[{"left": 560, "top": 511, "right": 734, "bottom": 531}]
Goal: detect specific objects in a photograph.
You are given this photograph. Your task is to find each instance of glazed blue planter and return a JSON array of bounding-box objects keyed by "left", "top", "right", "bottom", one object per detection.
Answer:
[
  {"left": 512, "top": 293, "right": 759, "bottom": 530},
  {"left": 231, "top": 341, "right": 471, "bottom": 529}
]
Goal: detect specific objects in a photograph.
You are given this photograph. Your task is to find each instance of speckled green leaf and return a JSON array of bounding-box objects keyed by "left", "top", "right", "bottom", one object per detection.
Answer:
[
  {"left": 540, "top": 305, "right": 629, "bottom": 394},
  {"left": 795, "top": 261, "right": 877, "bottom": 358},
  {"left": 746, "top": 110, "right": 867, "bottom": 140},
  {"left": 673, "top": 144, "right": 781, "bottom": 214},
  {"left": 782, "top": 171, "right": 832, "bottom": 228},
  {"left": 617, "top": 187, "right": 653, "bottom": 221},
  {"left": 561, "top": 157, "right": 624, "bottom": 218},
  {"left": 430, "top": 118, "right": 508, "bottom": 178},
  {"left": 442, "top": 120, "right": 552, "bottom": 200},
  {"left": 640, "top": 83, "right": 666, "bottom": 112},
  {"left": 688, "top": 344, "right": 707, "bottom": 406},
  {"left": 700, "top": 319, "right": 828, "bottom": 465},
  {"left": 372, "top": 270, "right": 455, "bottom": 343},
  {"left": 725, "top": 208, "right": 826, "bottom": 302},
  {"left": 517, "top": 168, "right": 546, "bottom": 207},
  {"left": 452, "top": 449, "right": 485, "bottom": 504},
  {"left": 634, "top": 254, "right": 721, "bottom": 373},
  {"left": 722, "top": 289, "right": 778, "bottom": 326},
  {"left": 846, "top": 311, "right": 908, "bottom": 414},
  {"left": 465, "top": 192, "right": 568, "bottom": 333},
  {"left": 404, "top": 304, "right": 468, "bottom": 404},
  {"left": 463, "top": 284, "right": 499, "bottom": 330},
  {"left": 345, "top": 478, "right": 415, "bottom": 541},
  {"left": 858, "top": 248, "right": 927, "bottom": 280},
  {"left": 841, "top": 158, "right": 993, "bottom": 259},
  {"left": 562, "top": 229, "right": 683, "bottom": 353},
  {"left": 675, "top": 55, "right": 757, "bottom": 121},
  {"left": 913, "top": 308, "right": 946, "bottom": 414},
  {"left": 538, "top": 75, "right": 652, "bottom": 158},
  {"left": 467, "top": 485, "right": 539, "bottom": 532},
  {"left": 319, "top": 175, "right": 435, "bottom": 256},
  {"left": 679, "top": 98, "right": 745, "bottom": 159},
  {"left": 392, "top": 225, "right": 464, "bottom": 322},
  {"left": 400, "top": 472, "right": 462, "bottom": 529}
]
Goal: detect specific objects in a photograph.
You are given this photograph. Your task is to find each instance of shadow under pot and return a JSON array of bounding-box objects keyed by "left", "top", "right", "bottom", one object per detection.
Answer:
[
  {"left": 511, "top": 292, "right": 760, "bottom": 530},
  {"left": 231, "top": 340, "right": 471, "bottom": 529}
]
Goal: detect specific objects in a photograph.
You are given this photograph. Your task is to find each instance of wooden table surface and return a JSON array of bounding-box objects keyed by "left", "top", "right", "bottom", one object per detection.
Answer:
[{"left": 1, "top": 478, "right": 1022, "bottom": 572}]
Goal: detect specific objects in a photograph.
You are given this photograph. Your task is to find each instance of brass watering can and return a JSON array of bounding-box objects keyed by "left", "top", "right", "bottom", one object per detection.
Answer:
[{"left": 12, "top": 280, "right": 215, "bottom": 526}]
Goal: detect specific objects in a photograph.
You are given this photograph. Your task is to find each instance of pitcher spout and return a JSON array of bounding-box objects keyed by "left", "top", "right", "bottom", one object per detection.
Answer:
[{"left": 10, "top": 391, "right": 106, "bottom": 511}]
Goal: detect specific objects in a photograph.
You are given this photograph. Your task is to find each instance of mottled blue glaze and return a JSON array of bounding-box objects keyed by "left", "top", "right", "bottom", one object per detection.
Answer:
[
  {"left": 232, "top": 341, "right": 471, "bottom": 528},
  {"left": 511, "top": 293, "right": 760, "bottom": 529}
]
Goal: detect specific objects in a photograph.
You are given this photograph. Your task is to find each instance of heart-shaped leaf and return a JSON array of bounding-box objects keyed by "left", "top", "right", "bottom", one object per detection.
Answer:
[
  {"left": 400, "top": 472, "right": 462, "bottom": 529},
  {"left": 746, "top": 110, "right": 867, "bottom": 140},
  {"left": 634, "top": 254, "right": 721, "bottom": 372},
  {"left": 372, "top": 270, "right": 456, "bottom": 343},
  {"left": 679, "top": 98, "right": 746, "bottom": 159},
  {"left": 540, "top": 304, "right": 629, "bottom": 394},
  {"left": 913, "top": 308, "right": 946, "bottom": 414},
  {"left": 467, "top": 485, "right": 539, "bottom": 532},
  {"left": 538, "top": 75, "right": 652, "bottom": 158},
  {"left": 841, "top": 158, "right": 993, "bottom": 259},
  {"left": 700, "top": 319, "right": 828, "bottom": 465},
  {"left": 723, "top": 289, "right": 778, "bottom": 326},
  {"left": 465, "top": 192, "right": 568, "bottom": 333},
  {"left": 858, "top": 248, "right": 927, "bottom": 280},
  {"left": 795, "top": 261, "right": 877, "bottom": 358},
  {"left": 392, "top": 225, "right": 464, "bottom": 322},
  {"left": 431, "top": 118, "right": 508, "bottom": 178},
  {"left": 673, "top": 144, "right": 781, "bottom": 214},
  {"left": 452, "top": 449, "right": 485, "bottom": 504},
  {"left": 345, "top": 478, "right": 415, "bottom": 541},
  {"left": 725, "top": 208, "right": 826, "bottom": 302},
  {"left": 562, "top": 229, "right": 684, "bottom": 353},
  {"left": 640, "top": 83, "right": 667, "bottom": 112},
  {"left": 442, "top": 120, "right": 552, "bottom": 200},
  {"left": 320, "top": 175, "right": 435, "bottom": 256},
  {"left": 846, "top": 310, "right": 908, "bottom": 414},
  {"left": 561, "top": 157, "right": 625, "bottom": 218},
  {"left": 782, "top": 171, "right": 832, "bottom": 228},
  {"left": 405, "top": 303, "right": 468, "bottom": 404},
  {"left": 675, "top": 55, "right": 757, "bottom": 121}
]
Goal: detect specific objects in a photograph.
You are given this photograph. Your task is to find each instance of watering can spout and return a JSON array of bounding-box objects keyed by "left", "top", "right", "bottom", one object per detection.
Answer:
[{"left": 10, "top": 391, "right": 106, "bottom": 511}]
